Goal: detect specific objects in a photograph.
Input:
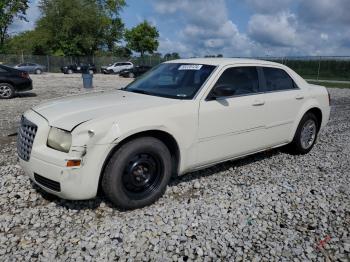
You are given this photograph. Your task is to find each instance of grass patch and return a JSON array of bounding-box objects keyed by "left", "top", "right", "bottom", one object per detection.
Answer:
[{"left": 307, "top": 81, "right": 350, "bottom": 89}]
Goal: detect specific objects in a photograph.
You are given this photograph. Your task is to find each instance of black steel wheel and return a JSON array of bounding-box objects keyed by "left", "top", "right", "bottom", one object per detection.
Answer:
[
  {"left": 102, "top": 137, "right": 172, "bottom": 209},
  {"left": 122, "top": 152, "right": 163, "bottom": 199}
]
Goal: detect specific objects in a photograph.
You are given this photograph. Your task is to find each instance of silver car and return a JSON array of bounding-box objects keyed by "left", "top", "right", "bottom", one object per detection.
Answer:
[{"left": 14, "top": 63, "right": 46, "bottom": 74}]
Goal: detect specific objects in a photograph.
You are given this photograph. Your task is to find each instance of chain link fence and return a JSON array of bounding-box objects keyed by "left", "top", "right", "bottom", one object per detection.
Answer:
[
  {"left": 0, "top": 54, "right": 166, "bottom": 73},
  {"left": 255, "top": 56, "right": 350, "bottom": 81},
  {"left": 0, "top": 54, "right": 349, "bottom": 81}
]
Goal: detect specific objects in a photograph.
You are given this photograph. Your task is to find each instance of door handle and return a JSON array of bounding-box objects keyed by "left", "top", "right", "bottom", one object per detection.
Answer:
[
  {"left": 295, "top": 95, "right": 304, "bottom": 100},
  {"left": 252, "top": 100, "right": 265, "bottom": 106}
]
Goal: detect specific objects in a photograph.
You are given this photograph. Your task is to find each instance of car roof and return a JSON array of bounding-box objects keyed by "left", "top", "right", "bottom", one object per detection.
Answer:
[{"left": 165, "top": 58, "right": 283, "bottom": 67}]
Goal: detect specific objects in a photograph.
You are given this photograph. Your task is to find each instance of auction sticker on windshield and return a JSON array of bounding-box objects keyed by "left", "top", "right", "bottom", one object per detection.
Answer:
[{"left": 178, "top": 64, "right": 203, "bottom": 70}]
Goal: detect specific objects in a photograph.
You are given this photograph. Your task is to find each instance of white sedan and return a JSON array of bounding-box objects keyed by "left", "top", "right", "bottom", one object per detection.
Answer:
[{"left": 17, "top": 58, "right": 330, "bottom": 209}]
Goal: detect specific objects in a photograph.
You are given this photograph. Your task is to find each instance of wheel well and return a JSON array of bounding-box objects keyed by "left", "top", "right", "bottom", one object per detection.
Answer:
[
  {"left": 306, "top": 107, "right": 322, "bottom": 130},
  {"left": 0, "top": 81, "right": 14, "bottom": 87},
  {"left": 98, "top": 130, "right": 180, "bottom": 192}
]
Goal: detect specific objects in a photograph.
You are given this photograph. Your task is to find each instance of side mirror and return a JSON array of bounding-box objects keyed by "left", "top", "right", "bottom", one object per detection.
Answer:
[{"left": 208, "top": 84, "right": 236, "bottom": 100}]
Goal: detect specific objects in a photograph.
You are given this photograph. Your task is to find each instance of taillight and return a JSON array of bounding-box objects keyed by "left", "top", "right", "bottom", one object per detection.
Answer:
[{"left": 20, "top": 72, "right": 29, "bottom": 79}]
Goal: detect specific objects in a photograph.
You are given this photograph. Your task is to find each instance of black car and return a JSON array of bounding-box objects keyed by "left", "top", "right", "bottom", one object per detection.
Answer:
[
  {"left": 61, "top": 63, "right": 97, "bottom": 74},
  {"left": 0, "top": 65, "right": 32, "bottom": 99},
  {"left": 119, "top": 65, "right": 152, "bottom": 78}
]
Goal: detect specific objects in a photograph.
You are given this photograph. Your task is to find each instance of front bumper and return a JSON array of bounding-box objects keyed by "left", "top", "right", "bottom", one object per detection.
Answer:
[{"left": 18, "top": 110, "right": 111, "bottom": 200}]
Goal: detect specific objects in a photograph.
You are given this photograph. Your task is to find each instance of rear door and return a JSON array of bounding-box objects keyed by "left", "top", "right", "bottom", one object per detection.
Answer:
[
  {"left": 27, "top": 63, "right": 36, "bottom": 73},
  {"left": 114, "top": 63, "right": 123, "bottom": 72},
  {"left": 196, "top": 66, "right": 268, "bottom": 166},
  {"left": 17, "top": 63, "right": 28, "bottom": 71},
  {"left": 258, "top": 67, "right": 305, "bottom": 146}
]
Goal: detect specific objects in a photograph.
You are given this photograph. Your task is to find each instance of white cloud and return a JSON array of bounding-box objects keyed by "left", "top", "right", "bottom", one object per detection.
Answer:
[
  {"left": 158, "top": 37, "right": 189, "bottom": 54},
  {"left": 152, "top": 0, "right": 254, "bottom": 57},
  {"left": 245, "top": 0, "right": 293, "bottom": 14},
  {"left": 298, "top": 0, "right": 350, "bottom": 26},
  {"left": 248, "top": 12, "right": 299, "bottom": 47},
  {"left": 7, "top": 0, "right": 350, "bottom": 56}
]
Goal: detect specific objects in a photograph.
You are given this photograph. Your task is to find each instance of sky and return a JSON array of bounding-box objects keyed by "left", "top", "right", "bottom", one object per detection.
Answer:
[{"left": 9, "top": 0, "right": 350, "bottom": 57}]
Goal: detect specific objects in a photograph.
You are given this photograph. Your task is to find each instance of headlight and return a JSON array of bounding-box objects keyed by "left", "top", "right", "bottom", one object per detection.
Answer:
[{"left": 47, "top": 127, "right": 72, "bottom": 153}]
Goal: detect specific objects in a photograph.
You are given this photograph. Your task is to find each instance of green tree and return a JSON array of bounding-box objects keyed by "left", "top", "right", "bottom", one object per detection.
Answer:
[
  {"left": 36, "top": 0, "right": 126, "bottom": 56},
  {"left": 112, "top": 46, "right": 131, "bottom": 58},
  {"left": 0, "top": 0, "right": 29, "bottom": 49},
  {"left": 96, "top": 0, "right": 126, "bottom": 51},
  {"left": 4, "top": 29, "right": 50, "bottom": 55},
  {"left": 164, "top": 52, "right": 180, "bottom": 60},
  {"left": 103, "top": 17, "right": 125, "bottom": 51},
  {"left": 125, "top": 21, "right": 159, "bottom": 57}
]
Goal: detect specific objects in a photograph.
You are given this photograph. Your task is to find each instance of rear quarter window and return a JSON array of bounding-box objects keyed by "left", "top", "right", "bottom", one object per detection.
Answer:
[{"left": 262, "top": 67, "right": 297, "bottom": 92}]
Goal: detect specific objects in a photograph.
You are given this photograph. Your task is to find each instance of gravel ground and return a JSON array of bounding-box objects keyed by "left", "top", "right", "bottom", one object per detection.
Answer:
[{"left": 0, "top": 74, "right": 349, "bottom": 261}]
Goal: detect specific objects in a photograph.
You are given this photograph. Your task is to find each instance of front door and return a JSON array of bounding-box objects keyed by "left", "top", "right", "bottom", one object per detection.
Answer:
[{"left": 196, "top": 66, "right": 268, "bottom": 166}]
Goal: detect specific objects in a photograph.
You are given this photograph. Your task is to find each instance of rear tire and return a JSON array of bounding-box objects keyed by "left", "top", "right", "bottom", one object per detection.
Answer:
[
  {"left": 102, "top": 137, "right": 172, "bottom": 210},
  {"left": 0, "top": 83, "right": 15, "bottom": 99},
  {"left": 35, "top": 69, "right": 42, "bottom": 74},
  {"left": 287, "top": 112, "right": 319, "bottom": 154},
  {"left": 128, "top": 72, "right": 135, "bottom": 78}
]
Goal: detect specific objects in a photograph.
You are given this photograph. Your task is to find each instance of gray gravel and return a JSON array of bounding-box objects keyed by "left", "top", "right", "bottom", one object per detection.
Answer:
[{"left": 0, "top": 74, "right": 349, "bottom": 261}]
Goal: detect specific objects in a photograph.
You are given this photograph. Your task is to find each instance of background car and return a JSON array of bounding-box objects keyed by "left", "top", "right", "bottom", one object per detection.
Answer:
[
  {"left": 119, "top": 65, "right": 152, "bottom": 78},
  {"left": 0, "top": 65, "right": 32, "bottom": 99},
  {"left": 14, "top": 63, "right": 46, "bottom": 74},
  {"left": 61, "top": 63, "right": 96, "bottom": 74},
  {"left": 101, "top": 62, "right": 133, "bottom": 74}
]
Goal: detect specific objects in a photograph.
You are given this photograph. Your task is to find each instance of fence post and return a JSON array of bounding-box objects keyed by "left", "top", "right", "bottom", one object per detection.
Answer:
[
  {"left": 317, "top": 56, "right": 321, "bottom": 80},
  {"left": 47, "top": 55, "right": 50, "bottom": 72}
]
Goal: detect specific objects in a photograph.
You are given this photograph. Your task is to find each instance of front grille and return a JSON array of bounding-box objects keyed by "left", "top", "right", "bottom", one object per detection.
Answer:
[
  {"left": 17, "top": 116, "right": 38, "bottom": 161},
  {"left": 34, "top": 173, "right": 61, "bottom": 192}
]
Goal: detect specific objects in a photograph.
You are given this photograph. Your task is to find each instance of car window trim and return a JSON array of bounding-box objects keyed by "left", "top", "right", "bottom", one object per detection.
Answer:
[
  {"left": 206, "top": 86, "right": 301, "bottom": 101},
  {"left": 259, "top": 66, "right": 300, "bottom": 92},
  {"left": 205, "top": 66, "right": 261, "bottom": 101},
  {"left": 124, "top": 63, "right": 217, "bottom": 100},
  {"left": 204, "top": 65, "right": 302, "bottom": 101}
]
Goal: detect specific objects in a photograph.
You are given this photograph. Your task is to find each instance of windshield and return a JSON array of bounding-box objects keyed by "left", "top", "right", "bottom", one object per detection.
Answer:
[{"left": 123, "top": 63, "right": 216, "bottom": 99}]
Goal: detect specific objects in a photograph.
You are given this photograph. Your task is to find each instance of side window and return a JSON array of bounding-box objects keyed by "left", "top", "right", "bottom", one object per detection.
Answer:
[
  {"left": 214, "top": 67, "right": 259, "bottom": 96},
  {"left": 263, "top": 67, "right": 296, "bottom": 91}
]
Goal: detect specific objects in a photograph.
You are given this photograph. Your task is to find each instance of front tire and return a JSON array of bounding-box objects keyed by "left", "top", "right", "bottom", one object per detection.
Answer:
[
  {"left": 102, "top": 137, "right": 172, "bottom": 210},
  {"left": 35, "top": 69, "right": 42, "bottom": 74},
  {"left": 288, "top": 112, "right": 319, "bottom": 154},
  {"left": 0, "top": 83, "right": 15, "bottom": 99}
]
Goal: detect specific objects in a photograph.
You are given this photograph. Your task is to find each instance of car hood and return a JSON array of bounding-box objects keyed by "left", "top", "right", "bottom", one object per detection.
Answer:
[{"left": 32, "top": 90, "right": 179, "bottom": 131}]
